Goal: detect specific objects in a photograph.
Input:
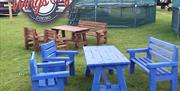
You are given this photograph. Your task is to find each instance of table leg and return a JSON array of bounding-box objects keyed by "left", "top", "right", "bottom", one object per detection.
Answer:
[
  {"left": 101, "top": 71, "right": 111, "bottom": 88},
  {"left": 71, "top": 32, "right": 75, "bottom": 40},
  {"left": 82, "top": 32, "right": 88, "bottom": 46},
  {"left": 85, "top": 66, "right": 91, "bottom": 77},
  {"left": 116, "top": 66, "right": 127, "bottom": 91},
  {"left": 92, "top": 67, "right": 102, "bottom": 91},
  {"left": 61, "top": 30, "right": 66, "bottom": 37},
  {"left": 74, "top": 33, "right": 80, "bottom": 49}
]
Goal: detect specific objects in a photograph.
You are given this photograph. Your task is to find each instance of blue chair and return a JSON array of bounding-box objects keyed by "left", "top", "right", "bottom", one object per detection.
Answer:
[
  {"left": 29, "top": 51, "right": 69, "bottom": 91},
  {"left": 41, "top": 40, "right": 78, "bottom": 76}
]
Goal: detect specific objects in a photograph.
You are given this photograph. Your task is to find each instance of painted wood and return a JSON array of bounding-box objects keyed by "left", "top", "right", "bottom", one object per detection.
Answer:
[
  {"left": 79, "top": 21, "right": 108, "bottom": 45},
  {"left": 83, "top": 46, "right": 130, "bottom": 91},
  {"left": 29, "top": 51, "right": 69, "bottom": 91},
  {"left": 84, "top": 46, "right": 129, "bottom": 67},
  {"left": 127, "top": 37, "right": 179, "bottom": 91},
  {"left": 24, "top": 27, "right": 44, "bottom": 51},
  {"left": 41, "top": 40, "right": 78, "bottom": 76},
  {"left": 51, "top": 25, "right": 89, "bottom": 49}
]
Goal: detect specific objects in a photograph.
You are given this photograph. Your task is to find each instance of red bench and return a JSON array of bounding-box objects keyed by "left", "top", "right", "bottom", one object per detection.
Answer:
[{"left": 78, "top": 21, "right": 108, "bottom": 45}]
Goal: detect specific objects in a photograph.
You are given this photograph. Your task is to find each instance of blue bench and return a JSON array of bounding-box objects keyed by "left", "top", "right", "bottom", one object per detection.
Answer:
[
  {"left": 127, "top": 37, "right": 179, "bottom": 91},
  {"left": 29, "top": 51, "right": 69, "bottom": 91},
  {"left": 40, "top": 40, "right": 78, "bottom": 76}
]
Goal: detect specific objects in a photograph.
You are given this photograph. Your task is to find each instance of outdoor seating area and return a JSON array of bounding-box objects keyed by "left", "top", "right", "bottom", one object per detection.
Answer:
[
  {"left": 23, "top": 18, "right": 179, "bottom": 91},
  {"left": 1, "top": 1, "right": 180, "bottom": 91},
  {"left": 24, "top": 22, "right": 108, "bottom": 51},
  {"left": 28, "top": 37, "right": 178, "bottom": 91}
]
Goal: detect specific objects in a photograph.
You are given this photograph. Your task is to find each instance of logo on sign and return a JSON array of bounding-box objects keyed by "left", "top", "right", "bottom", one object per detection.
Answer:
[{"left": 13, "top": 0, "right": 70, "bottom": 23}]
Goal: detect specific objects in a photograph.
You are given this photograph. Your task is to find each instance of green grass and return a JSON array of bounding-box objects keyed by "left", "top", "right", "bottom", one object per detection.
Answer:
[{"left": 0, "top": 8, "right": 180, "bottom": 91}]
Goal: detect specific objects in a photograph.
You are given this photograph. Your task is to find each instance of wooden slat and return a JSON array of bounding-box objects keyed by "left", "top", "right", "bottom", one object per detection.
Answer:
[
  {"left": 47, "top": 79, "right": 55, "bottom": 86},
  {"left": 131, "top": 58, "right": 150, "bottom": 73},
  {"left": 83, "top": 47, "right": 98, "bottom": 65},
  {"left": 149, "top": 37, "right": 176, "bottom": 51},
  {"left": 132, "top": 57, "right": 170, "bottom": 75},
  {"left": 98, "top": 46, "right": 120, "bottom": 64},
  {"left": 96, "top": 46, "right": 110, "bottom": 64},
  {"left": 52, "top": 25, "right": 89, "bottom": 32},
  {"left": 138, "top": 57, "right": 150, "bottom": 66},
  {"left": 149, "top": 50, "right": 172, "bottom": 62},
  {"left": 90, "top": 47, "right": 103, "bottom": 65},
  {"left": 79, "top": 21, "right": 107, "bottom": 31},
  {"left": 142, "top": 57, "right": 170, "bottom": 75},
  {"left": 44, "top": 46, "right": 56, "bottom": 57},
  {"left": 110, "top": 46, "right": 129, "bottom": 63},
  {"left": 149, "top": 44, "right": 173, "bottom": 59},
  {"left": 83, "top": 46, "right": 129, "bottom": 67},
  {"left": 39, "top": 80, "right": 46, "bottom": 86},
  {"left": 41, "top": 41, "right": 56, "bottom": 50}
]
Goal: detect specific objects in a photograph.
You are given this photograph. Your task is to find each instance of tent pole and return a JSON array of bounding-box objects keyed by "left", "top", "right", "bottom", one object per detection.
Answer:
[
  {"left": 94, "top": 0, "right": 98, "bottom": 22},
  {"left": 5, "top": 1, "right": 13, "bottom": 23}
]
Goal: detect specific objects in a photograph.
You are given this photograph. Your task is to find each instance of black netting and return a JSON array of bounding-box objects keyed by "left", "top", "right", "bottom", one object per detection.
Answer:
[
  {"left": 172, "top": 8, "right": 180, "bottom": 36},
  {"left": 69, "top": 0, "right": 156, "bottom": 27},
  {"left": 172, "top": 0, "right": 180, "bottom": 8},
  {"left": 77, "top": 0, "right": 156, "bottom": 5}
]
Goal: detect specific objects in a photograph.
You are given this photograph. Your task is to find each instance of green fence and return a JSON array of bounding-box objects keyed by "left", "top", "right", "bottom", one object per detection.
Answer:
[
  {"left": 172, "top": 8, "right": 180, "bottom": 36},
  {"left": 172, "top": 0, "right": 180, "bottom": 36},
  {"left": 69, "top": 0, "right": 156, "bottom": 27},
  {"left": 76, "top": 0, "right": 155, "bottom": 5},
  {"left": 172, "top": 0, "right": 180, "bottom": 8}
]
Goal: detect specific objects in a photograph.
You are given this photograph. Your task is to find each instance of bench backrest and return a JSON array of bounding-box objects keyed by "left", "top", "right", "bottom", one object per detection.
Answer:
[
  {"left": 78, "top": 21, "right": 107, "bottom": 30},
  {"left": 24, "top": 27, "right": 40, "bottom": 50},
  {"left": 29, "top": 51, "right": 38, "bottom": 78},
  {"left": 44, "top": 29, "right": 57, "bottom": 42},
  {"left": 24, "top": 27, "right": 38, "bottom": 42},
  {"left": 148, "top": 37, "right": 178, "bottom": 62},
  {"left": 41, "top": 41, "right": 57, "bottom": 61}
]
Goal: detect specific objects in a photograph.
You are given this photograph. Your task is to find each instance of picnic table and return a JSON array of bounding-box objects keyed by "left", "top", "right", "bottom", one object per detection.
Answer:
[
  {"left": 51, "top": 25, "right": 89, "bottom": 49},
  {"left": 83, "top": 46, "right": 130, "bottom": 91}
]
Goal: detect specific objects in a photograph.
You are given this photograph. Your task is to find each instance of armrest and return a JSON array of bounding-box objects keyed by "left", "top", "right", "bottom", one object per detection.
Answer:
[
  {"left": 147, "top": 62, "right": 178, "bottom": 68},
  {"left": 43, "top": 57, "right": 70, "bottom": 62},
  {"left": 96, "top": 30, "right": 106, "bottom": 34},
  {"left": 127, "top": 48, "right": 149, "bottom": 53},
  {"left": 37, "top": 61, "right": 65, "bottom": 68},
  {"left": 56, "top": 50, "right": 78, "bottom": 55},
  {"left": 32, "top": 71, "right": 69, "bottom": 80}
]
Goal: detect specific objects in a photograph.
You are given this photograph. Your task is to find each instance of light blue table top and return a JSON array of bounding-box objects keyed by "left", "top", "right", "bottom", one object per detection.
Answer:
[{"left": 83, "top": 46, "right": 130, "bottom": 67}]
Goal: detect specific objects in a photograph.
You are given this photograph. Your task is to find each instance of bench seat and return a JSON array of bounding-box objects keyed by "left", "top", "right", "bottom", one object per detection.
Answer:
[{"left": 131, "top": 57, "right": 171, "bottom": 75}]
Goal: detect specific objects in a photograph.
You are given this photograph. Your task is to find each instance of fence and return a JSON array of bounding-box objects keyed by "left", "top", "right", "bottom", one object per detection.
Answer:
[{"left": 69, "top": 0, "right": 156, "bottom": 27}]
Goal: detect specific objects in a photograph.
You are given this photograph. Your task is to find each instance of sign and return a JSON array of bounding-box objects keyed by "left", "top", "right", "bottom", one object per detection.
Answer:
[{"left": 13, "top": 0, "right": 70, "bottom": 23}]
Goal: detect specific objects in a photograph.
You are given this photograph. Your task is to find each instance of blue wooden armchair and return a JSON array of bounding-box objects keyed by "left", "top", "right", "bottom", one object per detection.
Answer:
[
  {"left": 29, "top": 51, "right": 69, "bottom": 91},
  {"left": 127, "top": 37, "right": 179, "bottom": 91},
  {"left": 41, "top": 40, "right": 78, "bottom": 76}
]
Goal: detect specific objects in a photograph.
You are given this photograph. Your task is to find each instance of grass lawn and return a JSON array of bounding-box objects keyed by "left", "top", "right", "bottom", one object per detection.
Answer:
[{"left": 0, "top": 8, "right": 180, "bottom": 91}]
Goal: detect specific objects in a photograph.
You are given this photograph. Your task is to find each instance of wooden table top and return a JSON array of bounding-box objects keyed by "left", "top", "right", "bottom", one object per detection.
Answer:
[
  {"left": 83, "top": 46, "right": 130, "bottom": 67},
  {"left": 52, "top": 25, "right": 89, "bottom": 32}
]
